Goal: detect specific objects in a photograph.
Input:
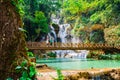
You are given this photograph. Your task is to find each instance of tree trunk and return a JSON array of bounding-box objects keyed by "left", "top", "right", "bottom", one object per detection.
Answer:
[{"left": 0, "top": 1, "right": 27, "bottom": 79}]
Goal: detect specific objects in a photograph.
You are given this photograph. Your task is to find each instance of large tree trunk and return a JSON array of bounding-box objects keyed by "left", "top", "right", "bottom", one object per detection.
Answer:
[{"left": 0, "top": 1, "right": 28, "bottom": 79}]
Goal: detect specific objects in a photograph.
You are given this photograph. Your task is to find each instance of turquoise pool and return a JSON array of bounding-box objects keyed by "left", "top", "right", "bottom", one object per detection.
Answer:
[{"left": 36, "top": 58, "right": 120, "bottom": 70}]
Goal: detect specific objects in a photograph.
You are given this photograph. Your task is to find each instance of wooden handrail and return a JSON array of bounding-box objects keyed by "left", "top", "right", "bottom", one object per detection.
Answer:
[{"left": 26, "top": 42, "right": 120, "bottom": 50}]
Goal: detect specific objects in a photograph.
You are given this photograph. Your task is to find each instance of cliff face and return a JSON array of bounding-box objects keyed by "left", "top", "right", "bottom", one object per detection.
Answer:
[{"left": 0, "top": 1, "right": 27, "bottom": 79}]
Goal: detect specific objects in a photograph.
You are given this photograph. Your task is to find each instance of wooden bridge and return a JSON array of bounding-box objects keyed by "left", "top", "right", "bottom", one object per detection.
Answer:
[{"left": 27, "top": 42, "right": 120, "bottom": 50}]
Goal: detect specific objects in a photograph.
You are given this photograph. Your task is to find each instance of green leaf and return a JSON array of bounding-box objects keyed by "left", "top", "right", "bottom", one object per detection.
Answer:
[
  {"left": 20, "top": 77, "right": 26, "bottom": 80},
  {"left": 25, "top": 47, "right": 29, "bottom": 51},
  {"left": 22, "top": 71, "right": 28, "bottom": 78},
  {"left": 56, "top": 69, "right": 64, "bottom": 80},
  {"left": 30, "top": 62, "right": 36, "bottom": 66},
  {"left": 21, "top": 60, "right": 27, "bottom": 67},
  {"left": 29, "top": 66, "right": 36, "bottom": 77},
  {"left": 26, "top": 78, "right": 31, "bottom": 80},
  {"left": 29, "top": 72, "right": 35, "bottom": 78},
  {"left": 27, "top": 52, "right": 34, "bottom": 57}
]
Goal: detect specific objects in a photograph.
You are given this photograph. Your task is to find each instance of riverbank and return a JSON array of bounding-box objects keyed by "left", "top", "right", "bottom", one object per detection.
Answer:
[{"left": 36, "top": 67, "right": 120, "bottom": 80}]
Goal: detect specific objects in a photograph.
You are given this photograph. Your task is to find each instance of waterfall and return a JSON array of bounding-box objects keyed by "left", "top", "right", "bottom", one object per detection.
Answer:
[
  {"left": 48, "top": 26, "right": 57, "bottom": 42},
  {"left": 49, "top": 16, "right": 89, "bottom": 59},
  {"left": 58, "top": 24, "right": 69, "bottom": 43}
]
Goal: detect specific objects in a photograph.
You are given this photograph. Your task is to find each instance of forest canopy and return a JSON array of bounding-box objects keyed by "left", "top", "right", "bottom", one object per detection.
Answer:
[
  {"left": 61, "top": 0, "right": 120, "bottom": 43},
  {"left": 14, "top": 0, "right": 120, "bottom": 43},
  {"left": 22, "top": 0, "right": 62, "bottom": 41}
]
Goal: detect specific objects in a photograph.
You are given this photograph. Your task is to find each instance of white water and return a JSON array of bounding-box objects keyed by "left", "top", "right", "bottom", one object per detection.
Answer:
[{"left": 49, "top": 16, "right": 89, "bottom": 58}]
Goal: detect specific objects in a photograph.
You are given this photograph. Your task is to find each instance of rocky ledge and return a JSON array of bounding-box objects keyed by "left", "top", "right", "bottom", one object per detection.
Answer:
[
  {"left": 37, "top": 68, "right": 120, "bottom": 80},
  {"left": 65, "top": 68, "right": 120, "bottom": 80}
]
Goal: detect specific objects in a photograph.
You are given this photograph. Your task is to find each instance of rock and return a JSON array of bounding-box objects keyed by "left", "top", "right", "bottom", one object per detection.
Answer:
[
  {"left": 65, "top": 72, "right": 92, "bottom": 80},
  {"left": 65, "top": 69, "right": 120, "bottom": 80},
  {"left": 36, "top": 64, "right": 47, "bottom": 68},
  {"left": 65, "top": 74, "right": 80, "bottom": 80}
]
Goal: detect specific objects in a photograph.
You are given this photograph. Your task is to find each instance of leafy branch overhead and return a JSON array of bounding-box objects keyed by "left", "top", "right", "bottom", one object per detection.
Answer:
[{"left": 11, "top": 0, "right": 25, "bottom": 17}]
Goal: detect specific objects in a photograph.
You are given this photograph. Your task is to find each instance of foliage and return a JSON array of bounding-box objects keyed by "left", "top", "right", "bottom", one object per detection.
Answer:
[
  {"left": 15, "top": 49, "right": 36, "bottom": 80},
  {"left": 90, "top": 30, "right": 105, "bottom": 43},
  {"left": 62, "top": 0, "right": 120, "bottom": 43},
  {"left": 87, "top": 51, "right": 99, "bottom": 59},
  {"left": 7, "top": 52, "right": 36, "bottom": 80},
  {"left": 11, "top": 0, "right": 25, "bottom": 17},
  {"left": 79, "top": 30, "right": 87, "bottom": 42},
  {"left": 56, "top": 69, "right": 64, "bottom": 80},
  {"left": 47, "top": 52, "right": 56, "bottom": 58},
  {"left": 62, "top": 0, "right": 98, "bottom": 23},
  {"left": 90, "top": 0, "right": 120, "bottom": 26},
  {"left": 52, "top": 69, "right": 64, "bottom": 80},
  {"left": 62, "top": 0, "right": 100, "bottom": 42},
  {"left": 34, "top": 11, "right": 49, "bottom": 33},
  {"left": 39, "top": 0, "right": 62, "bottom": 21},
  {"left": 98, "top": 54, "right": 112, "bottom": 60},
  {"left": 24, "top": 11, "right": 49, "bottom": 41},
  {"left": 87, "top": 51, "right": 120, "bottom": 60},
  {"left": 78, "top": 27, "right": 89, "bottom": 43},
  {"left": 23, "top": 0, "right": 62, "bottom": 41},
  {"left": 115, "top": 54, "right": 120, "bottom": 60},
  {"left": 15, "top": 60, "right": 36, "bottom": 80},
  {"left": 104, "top": 25, "right": 120, "bottom": 44},
  {"left": 98, "top": 54, "right": 120, "bottom": 60},
  {"left": 27, "top": 52, "right": 34, "bottom": 57}
]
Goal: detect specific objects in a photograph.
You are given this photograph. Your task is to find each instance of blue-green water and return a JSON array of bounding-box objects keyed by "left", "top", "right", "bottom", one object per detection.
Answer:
[{"left": 36, "top": 58, "right": 120, "bottom": 70}]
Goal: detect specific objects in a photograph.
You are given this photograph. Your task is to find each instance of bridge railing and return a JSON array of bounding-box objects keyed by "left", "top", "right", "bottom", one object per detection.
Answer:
[{"left": 27, "top": 42, "right": 120, "bottom": 50}]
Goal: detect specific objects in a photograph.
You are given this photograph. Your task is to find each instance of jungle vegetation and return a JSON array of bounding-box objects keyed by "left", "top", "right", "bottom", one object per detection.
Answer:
[
  {"left": 62, "top": 0, "right": 120, "bottom": 44},
  {"left": 23, "top": 0, "right": 62, "bottom": 41},
  {"left": 1, "top": 0, "right": 120, "bottom": 79},
  {"left": 22, "top": 0, "right": 120, "bottom": 44}
]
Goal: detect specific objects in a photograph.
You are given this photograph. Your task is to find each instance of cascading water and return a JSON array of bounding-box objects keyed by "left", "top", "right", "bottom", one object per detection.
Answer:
[
  {"left": 49, "top": 16, "right": 89, "bottom": 59},
  {"left": 48, "top": 26, "right": 57, "bottom": 42}
]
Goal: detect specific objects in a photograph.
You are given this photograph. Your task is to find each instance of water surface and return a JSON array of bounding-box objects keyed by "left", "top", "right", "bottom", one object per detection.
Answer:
[{"left": 36, "top": 58, "right": 120, "bottom": 70}]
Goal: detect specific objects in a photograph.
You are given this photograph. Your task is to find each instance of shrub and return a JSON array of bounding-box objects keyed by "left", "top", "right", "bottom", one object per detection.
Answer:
[
  {"left": 52, "top": 69, "right": 64, "bottom": 80},
  {"left": 47, "top": 52, "right": 56, "bottom": 58}
]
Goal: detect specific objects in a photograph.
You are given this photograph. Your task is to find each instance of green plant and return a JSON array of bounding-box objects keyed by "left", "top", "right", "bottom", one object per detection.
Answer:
[
  {"left": 15, "top": 60, "right": 36, "bottom": 80},
  {"left": 98, "top": 54, "right": 120, "bottom": 60},
  {"left": 52, "top": 69, "right": 64, "bottom": 80},
  {"left": 27, "top": 52, "right": 34, "bottom": 57},
  {"left": 56, "top": 69, "right": 64, "bottom": 80},
  {"left": 34, "top": 11, "right": 49, "bottom": 33},
  {"left": 115, "top": 54, "right": 120, "bottom": 60},
  {"left": 25, "top": 47, "right": 34, "bottom": 57},
  {"left": 47, "top": 52, "right": 56, "bottom": 58},
  {"left": 98, "top": 54, "right": 111, "bottom": 60},
  {"left": 11, "top": 0, "right": 25, "bottom": 17}
]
